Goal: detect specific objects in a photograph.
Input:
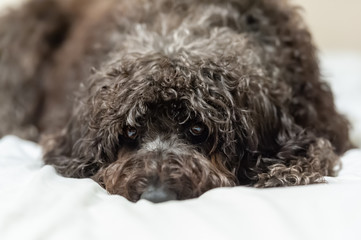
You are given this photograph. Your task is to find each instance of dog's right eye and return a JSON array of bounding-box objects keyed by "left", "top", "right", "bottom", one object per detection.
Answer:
[{"left": 124, "top": 126, "right": 138, "bottom": 140}]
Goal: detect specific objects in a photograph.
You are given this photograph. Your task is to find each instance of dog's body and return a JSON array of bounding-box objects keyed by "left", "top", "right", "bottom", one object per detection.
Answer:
[{"left": 0, "top": 0, "right": 352, "bottom": 202}]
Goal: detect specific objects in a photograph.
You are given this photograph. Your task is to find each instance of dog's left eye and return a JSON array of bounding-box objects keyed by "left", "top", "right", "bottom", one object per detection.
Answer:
[
  {"left": 188, "top": 123, "right": 208, "bottom": 144},
  {"left": 190, "top": 124, "right": 206, "bottom": 136}
]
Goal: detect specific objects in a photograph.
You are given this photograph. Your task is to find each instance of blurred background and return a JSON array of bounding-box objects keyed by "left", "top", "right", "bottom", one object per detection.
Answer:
[
  {"left": 1, "top": 0, "right": 361, "bottom": 53},
  {"left": 293, "top": 0, "right": 361, "bottom": 54}
]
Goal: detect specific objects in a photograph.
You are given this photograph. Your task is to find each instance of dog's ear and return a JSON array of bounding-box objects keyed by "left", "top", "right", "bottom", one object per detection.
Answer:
[
  {"left": 42, "top": 112, "right": 99, "bottom": 178},
  {"left": 42, "top": 112, "right": 121, "bottom": 178},
  {"left": 233, "top": 76, "right": 340, "bottom": 186},
  {"left": 42, "top": 71, "right": 124, "bottom": 178},
  {"left": 42, "top": 102, "right": 115, "bottom": 178}
]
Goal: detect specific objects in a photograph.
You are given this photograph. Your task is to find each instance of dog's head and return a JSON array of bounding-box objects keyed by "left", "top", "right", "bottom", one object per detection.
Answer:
[
  {"left": 44, "top": 50, "right": 281, "bottom": 202},
  {"left": 43, "top": 47, "right": 297, "bottom": 202},
  {"left": 42, "top": 3, "right": 301, "bottom": 201},
  {"left": 41, "top": 0, "right": 346, "bottom": 202},
  {"left": 85, "top": 54, "right": 247, "bottom": 202}
]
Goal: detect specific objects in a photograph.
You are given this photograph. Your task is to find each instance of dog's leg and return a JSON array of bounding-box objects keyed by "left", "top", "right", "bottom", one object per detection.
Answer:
[{"left": 0, "top": 0, "right": 72, "bottom": 140}]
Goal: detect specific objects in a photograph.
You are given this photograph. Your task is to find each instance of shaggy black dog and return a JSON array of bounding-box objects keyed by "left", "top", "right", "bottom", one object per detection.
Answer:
[{"left": 0, "top": 0, "right": 352, "bottom": 202}]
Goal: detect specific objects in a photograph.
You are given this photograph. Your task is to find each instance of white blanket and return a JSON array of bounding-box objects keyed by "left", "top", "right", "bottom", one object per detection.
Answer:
[
  {"left": 0, "top": 48, "right": 361, "bottom": 240},
  {"left": 0, "top": 136, "right": 361, "bottom": 240}
]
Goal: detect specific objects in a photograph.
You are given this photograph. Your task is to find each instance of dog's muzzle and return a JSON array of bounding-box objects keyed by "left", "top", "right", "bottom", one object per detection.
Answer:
[
  {"left": 96, "top": 135, "right": 237, "bottom": 202},
  {"left": 140, "top": 184, "right": 177, "bottom": 203}
]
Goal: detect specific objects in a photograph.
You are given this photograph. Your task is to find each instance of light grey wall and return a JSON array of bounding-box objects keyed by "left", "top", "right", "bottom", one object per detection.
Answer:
[{"left": 292, "top": 0, "right": 361, "bottom": 53}]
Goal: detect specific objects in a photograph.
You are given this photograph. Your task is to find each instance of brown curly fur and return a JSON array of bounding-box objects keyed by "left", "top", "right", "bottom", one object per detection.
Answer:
[{"left": 0, "top": 0, "right": 352, "bottom": 202}]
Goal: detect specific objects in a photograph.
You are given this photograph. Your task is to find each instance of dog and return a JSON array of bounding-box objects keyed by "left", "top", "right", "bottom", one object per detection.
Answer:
[{"left": 0, "top": 0, "right": 352, "bottom": 202}]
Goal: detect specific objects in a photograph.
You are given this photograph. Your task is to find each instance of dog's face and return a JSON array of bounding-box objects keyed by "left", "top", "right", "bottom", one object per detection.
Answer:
[
  {"left": 87, "top": 55, "right": 247, "bottom": 202},
  {"left": 96, "top": 101, "right": 237, "bottom": 202},
  {"left": 44, "top": 48, "right": 289, "bottom": 202},
  {"left": 38, "top": 0, "right": 349, "bottom": 202},
  {"left": 42, "top": 2, "right": 297, "bottom": 202},
  {"left": 44, "top": 37, "right": 287, "bottom": 202}
]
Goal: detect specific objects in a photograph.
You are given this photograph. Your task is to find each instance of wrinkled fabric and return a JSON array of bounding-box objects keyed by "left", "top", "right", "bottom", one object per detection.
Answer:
[{"left": 0, "top": 136, "right": 360, "bottom": 240}]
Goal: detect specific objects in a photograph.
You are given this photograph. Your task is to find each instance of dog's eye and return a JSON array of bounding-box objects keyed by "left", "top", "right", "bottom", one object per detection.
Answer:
[
  {"left": 190, "top": 124, "right": 206, "bottom": 136},
  {"left": 125, "top": 126, "right": 138, "bottom": 140},
  {"left": 188, "top": 123, "right": 208, "bottom": 144}
]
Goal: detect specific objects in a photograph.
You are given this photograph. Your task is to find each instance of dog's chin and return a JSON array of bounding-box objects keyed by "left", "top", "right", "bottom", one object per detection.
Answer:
[{"left": 93, "top": 150, "right": 237, "bottom": 202}]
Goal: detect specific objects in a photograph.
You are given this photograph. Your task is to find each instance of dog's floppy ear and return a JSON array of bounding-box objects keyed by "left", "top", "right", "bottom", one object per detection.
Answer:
[
  {"left": 233, "top": 76, "right": 340, "bottom": 186},
  {"left": 42, "top": 71, "right": 124, "bottom": 178},
  {"left": 42, "top": 111, "right": 99, "bottom": 178},
  {"left": 42, "top": 109, "right": 120, "bottom": 178}
]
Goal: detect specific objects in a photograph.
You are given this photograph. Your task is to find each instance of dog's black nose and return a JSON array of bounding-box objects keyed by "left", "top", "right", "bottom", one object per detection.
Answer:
[{"left": 140, "top": 185, "right": 177, "bottom": 203}]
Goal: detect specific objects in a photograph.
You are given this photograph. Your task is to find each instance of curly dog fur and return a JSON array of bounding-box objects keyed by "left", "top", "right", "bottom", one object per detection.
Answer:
[{"left": 0, "top": 0, "right": 352, "bottom": 202}]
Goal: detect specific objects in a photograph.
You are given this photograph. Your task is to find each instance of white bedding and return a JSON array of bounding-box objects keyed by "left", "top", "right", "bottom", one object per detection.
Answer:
[
  {"left": 0, "top": 49, "right": 361, "bottom": 240},
  {"left": 0, "top": 137, "right": 361, "bottom": 240}
]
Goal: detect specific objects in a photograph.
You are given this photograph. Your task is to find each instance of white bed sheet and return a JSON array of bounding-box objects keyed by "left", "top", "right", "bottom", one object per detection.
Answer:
[
  {"left": 0, "top": 136, "right": 361, "bottom": 240},
  {"left": 0, "top": 50, "right": 360, "bottom": 240}
]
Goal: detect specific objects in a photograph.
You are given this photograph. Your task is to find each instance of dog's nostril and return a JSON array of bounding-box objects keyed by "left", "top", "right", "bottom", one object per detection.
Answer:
[{"left": 140, "top": 185, "right": 177, "bottom": 203}]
